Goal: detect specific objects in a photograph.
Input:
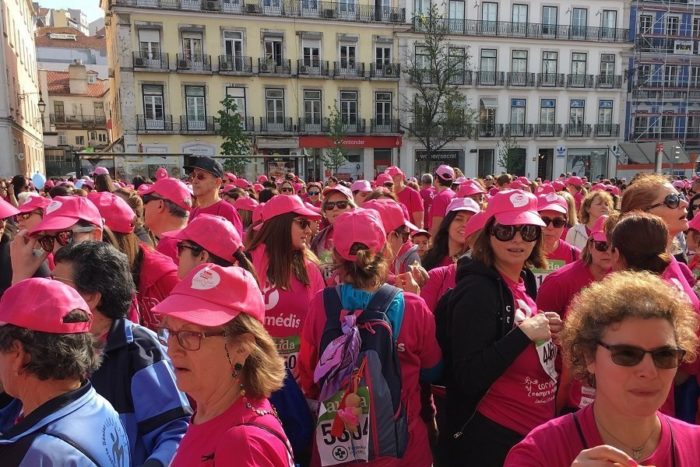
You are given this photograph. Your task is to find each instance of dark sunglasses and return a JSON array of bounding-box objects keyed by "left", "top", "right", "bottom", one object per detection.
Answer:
[
  {"left": 189, "top": 171, "right": 210, "bottom": 181},
  {"left": 540, "top": 216, "right": 567, "bottom": 228},
  {"left": 37, "top": 226, "right": 94, "bottom": 253},
  {"left": 598, "top": 341, "right": 685, "bottom": 369},
  {"left": 323, "top": 200, "right": 350, "bottom": 211},
  {"left": 590, "top": 240, "right": 610, "bottom": 252},
  {"left": 294, "top": 217, "right": 311, "bottom": 229},
  {"left": 647, "top": 193, "right": 682, "bottom": 211},
  {"left": 308, "top": 191, "right": 320, "bottom": 196},
  {"left": 383, "top": 182, "right": 394, "bottom": 188},
  {"left": 490, "top": 224, "right": 541, "bottom": 242},
  {"left": 281, "top": 187, "right": 294, "bottom": 193},
  {"left": 177, "top": 241, "right": 204, "bottom": 256}
]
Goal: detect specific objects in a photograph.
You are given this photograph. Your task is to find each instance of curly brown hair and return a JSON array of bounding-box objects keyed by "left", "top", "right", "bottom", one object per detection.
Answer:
[{"left": 561, "top": 270, "right": 698, "bottom": 387}]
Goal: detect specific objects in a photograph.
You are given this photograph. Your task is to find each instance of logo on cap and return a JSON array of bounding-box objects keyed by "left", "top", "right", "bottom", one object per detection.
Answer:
[
  {"left": 545, "top": 193, "right": 559, "bottom": 203},
  {"left": 46, "top": 200, "right": 62, "bottom": 214},
  {"left": 191, "top": 267, "right": 221, "bottom": 290},
  {"left": 510, "top": 193, "right": 529, "bottom": 208}
]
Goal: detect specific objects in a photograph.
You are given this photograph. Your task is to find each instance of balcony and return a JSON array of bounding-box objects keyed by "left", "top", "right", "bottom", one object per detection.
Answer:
[
  {"left": 535, "top": 124, "right": 563, "bottom": 137},
  {"left": 507, "top": 72, "right": 536, "bottom": 87},
  {"left": 594, "top": 124, "right": 620, "bottom": 137},
  {"left": 503, "top": 123, "right": 533, "bottom": 137},
  {"left": 296, "top": 60, "right": 331, "bottom": 77},
  {"left": 477, "top": 123, "right": 503, "bottom": 138},
  {"left": 298, "top": 118, "right": 328, "bottom": 133},
  {"left": 333, "top": 61, "right": 365, "bottom": 79},
  {"left": 414, "top": 18, "right": 629, "bottom": 43},
  {"left": 408, "top": 121, "right": 470, "bottom": 138},
  {"left": 218, "top": 55, "right": 253, "bottom": 74},
  {"left": 50, "top": 114, "right": 107, "bottom": 128},
  {"left": 370, "top": 118, "right": 400, "bottom": 133},
  {"left": 175, "top": 54, "right": 212, "bottom": 72},
  {"left": 133, "top": 52, "right": 169, "bottom": 71},
  {"left": 258, "top": 58, "right": 292, "bottom": 75},
  {"left": 565, "top": 124, "right": 592, "bottom": 137},
  {"left": 113, "top": 0, "right": 406, "bottom": 24},
  {"left": 136, "top": 115, "right": 175, "bottom": 133},
  {"left": 475, "top": 71, "right": 505, "bottom": 86},
  {"left": 447, "top": 69, "right": 472, "bottom": 85},
  {"left": 259, "top": 117, "right": 294, "bottom": 133},
  {"left": 342, "top": 119, "right": 366, "bottom": 134},
  {"left": 537, "top": 73, "right": 566, "bottom": 87},
  {"left": 369, "top": 63, "right": 400, "bottom": 79},
  {"left": 595, "top": 74, "right": 622, "bottom": 89},
  {"left": 179, "top": 116, "right": 217, "bottom": 133},
  {"left": 567, "top": 74, "right": 595, "bottom": 88}
]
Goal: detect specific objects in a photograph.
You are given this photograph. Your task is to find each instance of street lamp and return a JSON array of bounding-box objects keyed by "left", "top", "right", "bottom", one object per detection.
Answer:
[{"left": 38, "top": 95, "right": 46, "bottom": 116}]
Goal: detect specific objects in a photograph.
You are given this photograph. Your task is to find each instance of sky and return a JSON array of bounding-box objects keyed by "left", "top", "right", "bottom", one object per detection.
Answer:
[{"left": 36, "top": 1, "right": 104, "bottom": 22}]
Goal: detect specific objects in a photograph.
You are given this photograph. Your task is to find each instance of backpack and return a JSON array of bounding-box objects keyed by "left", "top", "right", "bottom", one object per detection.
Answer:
[
  {"left": 313, "top": 284, "right": 408, "bottom": 466},
  {"left": 269, "top": 369, "right": 313, "bottom": 464}
]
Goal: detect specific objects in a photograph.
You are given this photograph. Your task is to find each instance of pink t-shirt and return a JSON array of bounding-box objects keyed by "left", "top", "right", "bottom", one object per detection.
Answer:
[
  {"left": 505, "top": 403, "right": 700, "bottom": 467},
  {"left": 663, "top": 256, "right": 700, "bottom": 313},
  {"left": 156, "top": 235, "right": 180, "bottom": 265},
  {"left": 429, "top": 188, "right": 455, "bottom": 225},
  {"left": 477, "top": 274, "right": 557, "bottom": 435},
  {"left": 396, "top": 186, "right": 424, "bottom": 221},
  {"left": 420, "top": 187, "right": 435, "bottom": 229},
  {"left": 532, "top": 240, "right": 581, "bottom": 289},
  {"left": 421, "top": 264, "right": 457, "bottom": 313},
  {"left": 190, "top": 199, "right": 243, "bottom": 238},
  {"left": 171, "top": 397, "right": 293, "bottom": 467}
]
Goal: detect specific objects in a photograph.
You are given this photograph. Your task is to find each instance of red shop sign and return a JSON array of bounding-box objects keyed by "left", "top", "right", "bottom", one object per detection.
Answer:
[{"left": 299, "top": 136, "right": 402, "bottom": 148}]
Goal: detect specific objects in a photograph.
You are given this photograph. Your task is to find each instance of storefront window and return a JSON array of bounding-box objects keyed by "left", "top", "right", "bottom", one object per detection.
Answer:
[{"left": 566, "top": 148, "right": 608, "bottom": 179}]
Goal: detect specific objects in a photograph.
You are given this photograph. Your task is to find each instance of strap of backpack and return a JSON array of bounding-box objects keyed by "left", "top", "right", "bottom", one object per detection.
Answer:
[
  {"left": 319, "top": 286, "right": 345, "bottom": 351},
  {"left": 365, "top": 284, "right": 400, "bottom": 315}
]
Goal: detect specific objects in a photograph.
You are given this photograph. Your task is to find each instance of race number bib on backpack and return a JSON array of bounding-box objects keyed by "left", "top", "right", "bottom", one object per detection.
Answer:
[{"left": 316, "top": 386, "right": 370, "bottom": 466}]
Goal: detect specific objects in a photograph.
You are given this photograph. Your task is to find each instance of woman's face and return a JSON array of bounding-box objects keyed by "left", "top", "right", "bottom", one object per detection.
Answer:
[
  {"left": 177, "top": 242, "right": 206, "bottom": 280},
  {"left": 353, "top": 191, "right": 371, "bottom": 206},
  {"left": 17, "top": 211, "right": 43, "bottom": 232},
  {"left": 291, "top": 216, "right": 312, "bottom": 250},
  {"left": 587, "top": 196, "right": 610, "bottom": 223},
  {"left": 323, "top": 193, "right": 353, "bottom": 225},
  {"left": 448, "top": 212, "right": 472, "bottom": 246},
  {"left": 307, "top": 187, "right": 321, "bottom": 203},
  {"left": 539, "top": 209, "right": 566, "bottom": 248},
  {"left": 412, "top": 235, "right": 430, "bottom": 255},
  {"left": 588, "top": 317, "right": 678, "bottom": 418},
  {"left": 489, "top": 225, "right": 537, "bottom": 270},
  {"left": 646, "top": 183, "right": 689, "bottom": 237},
  {"left": 589, "top": 238, "right": 614, "bottom": 271},
  {"left": 280, "top": 182, "right": 295, "bottom": 196}
]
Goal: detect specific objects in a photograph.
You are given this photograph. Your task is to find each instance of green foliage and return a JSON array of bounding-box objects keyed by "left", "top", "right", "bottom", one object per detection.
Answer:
[
  {"left": 215, "top": 96, "right": 251, "bottom": 174},
  {"left": 323, "top": 102, "right": 348, "bottom": 175},
  {"left": 497, "top": 134, "right": 524, "bottom": 175}
]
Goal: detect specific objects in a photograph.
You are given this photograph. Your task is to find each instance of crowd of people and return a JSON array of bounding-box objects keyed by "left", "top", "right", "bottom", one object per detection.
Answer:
[{"left": 0, "top": 159, "right": 699, "bottom": 466}]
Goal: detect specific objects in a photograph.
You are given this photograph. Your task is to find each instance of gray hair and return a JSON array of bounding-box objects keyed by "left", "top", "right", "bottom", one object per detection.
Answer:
[{"left": 421, "top": 173, "right": 433, "bottom": 185}]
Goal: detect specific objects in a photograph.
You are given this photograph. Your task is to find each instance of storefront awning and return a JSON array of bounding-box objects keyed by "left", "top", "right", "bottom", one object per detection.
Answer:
[
  {"left": 619, "top": 141, "right": 688, "bottom": 165},
  {"left": 480, "top": 98, "right": 498, "bottom": 109}
]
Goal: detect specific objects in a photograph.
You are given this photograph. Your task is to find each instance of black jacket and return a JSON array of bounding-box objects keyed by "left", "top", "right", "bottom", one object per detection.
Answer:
[{"left": 441, "top": 256, "right": 537, "bottom": 434}]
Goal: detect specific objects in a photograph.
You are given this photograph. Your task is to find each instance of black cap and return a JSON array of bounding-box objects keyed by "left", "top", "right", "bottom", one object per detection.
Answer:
[{"left": 184, "top": 157, "right": 224, "bottom": 179}]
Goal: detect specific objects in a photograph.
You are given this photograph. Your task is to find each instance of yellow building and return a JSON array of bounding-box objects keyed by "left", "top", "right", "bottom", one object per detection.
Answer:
[{"left": 101, "top": 0, "right": 405, "bottom": 180}]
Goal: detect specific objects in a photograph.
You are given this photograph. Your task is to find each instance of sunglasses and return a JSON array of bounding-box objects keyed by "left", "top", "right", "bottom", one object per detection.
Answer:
[
  {"left": 308, "top": 191, "right": 320, "bottom": 196},
  {"left": 323, "top": 200, "right": 350, "bottom": 211},
  {"left": 647, "top": 193, "right": 682, "bottom": 211},
  {"left": 190, "top": 171, "right": 211, "bottom": 181},
  {"left": 540, "top": 216, "right": 567, "bottom": 228},
  {"left": 281, "top": 187, "right": 294, "bottom": 193},
  {"left": 598, "top": 341, "right": 685, "bottom": 369},
  {"left": 590, "top": 239, "right": 610, "bottom": 252},
  {"left": 294, "top": 217, "right": 311, "bottom": 229},
  {"left": 15, "top": 211, "right": 40, "bottom": 222},
  {"left": 490, "top": 224, "right": 541, "bottom": 242},
  {"left": 37, "top": 226, "right": 95, "bottom": 253},
  {"left": 176, "top": 241, "right": 204, "bottom": 257},
  {"left": 384, "top": 182, "right": 394, "bottom": 188}
]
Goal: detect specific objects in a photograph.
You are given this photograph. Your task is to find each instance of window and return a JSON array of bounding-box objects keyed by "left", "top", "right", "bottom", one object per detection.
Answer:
[
  {"left": 224, "top": 31, "right": 243, "bottom": 59},
  {"left": 185, "top": 86, "right": 206, "bottom": 130},
  {"left": 542, "top": 51, "right": 558, "bottom": 76},
  {"left": 598, "top": 100, "right": 613, "bottom": 131},
  {"left": 666, "top": 16, "right": 679, "bottom": 36},
  {"left": 662, "top": 115, "right": 675, "bottom": 137},
  {"left": 87, "top": 74, "right": 96, "bottom": 84},
  {"left": 694, "top": 18, "right": 700, "bottom": 38},
  {"left": 479, "top": 99, "right": 496, "bottom": 134},
  {"left": 512, "top": 4, "right": 528, "bottom": 35},
  {"left": 303, "top": 90, "right": 322, "bottom": 128},
  {"left": 340, "top": 91, "right": 358, "bottom": 127},
  {"left": 569, "top": 100, "right": 585, "bottom": 134},
  {"left": 265, "top": 88, "right": 285, "bottom": 127},
  {"left": 339, "top": 44, "right": 356, "bottom": 70},
  {"left": 226, "top": 86, "right": 247, "bottom": 128},
  {"left": 264, "top": 38, "right": 283, "bottom": 66},
  {"left": 571, "top": 8, "right": 587, "bottom": 38},
  {"left": 302, "top": 40, "right": 320, "bottom": 68},
  {"left": 638, "top": 64, "right": 652, "bottom": 84},
  {"left": 511, "top": 50, "right": 527, "bottom": 73},
  {"left": 601, "top": 10, "right": 617, "bottom": 39},
  {"left": 510, "top": 99, "right": 526, "bottom": 136},
  {"left": 639, "top": 15, "right": 653, "bottom": 34},
  {"left": 448, "top": 0, "right": 465, "bottom": 33},
  {"left": 375, "top": 92, "right": 392, "bottom": 128},
  {"left": 479, "top": 49, "right": 497, "bottom": 84},
  {"left": 448, "top": 47, "right": 466, "bottom": 84},
  {"left": 540, "top": 99, "right": 556, "bottom": 133},
  {"left": 139, "top": 29, "right": 160, "bottom": 60},
  {"left": 142, "top": 85, "right": 164, "bottom": 128},
  {"left": 338, "top": 0, "right": 356, "bottom": 15},
  {"left": 482, "top": 2, "right": 497, "bottom": 34},
  {"left": 414, "top": 0, "right": 429, "bottom": 16},
  {"left": 692, "top": 67, "right": 700, "bottom": 87},
  {"left": 599, "top": 54, "right": 615, "bottom": 86},
  {"left": 634, "top": 116, "right": 651, "bottom": 137},
  {"left": 98, "top": 133, "right": 107, "bottom": 143},
  {"left": 75, "top": 135, "right": 85, "bottom": 146},
  {"left": 571, "top": 53, "right": 587, "bottom": 75},
  {"left": 182, "top": 32, "right": 203, "bottom": 61},
  {"left": 415, "top": 45, "right": 431, "bottom": 83},
  {"left": 665, "top": 65, "right": 678, "bottom": 86},
  {"left": 542, "top": 6, "right": 558, "bottom": 36},
  {"left": 375, "top": 46, "right": 391, "bottom": 70},
  {"left": 54, "top": 101, "right": 64, "bottom": 117}
]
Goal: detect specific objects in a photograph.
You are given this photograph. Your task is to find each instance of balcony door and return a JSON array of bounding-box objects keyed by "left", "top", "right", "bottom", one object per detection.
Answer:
[
  {"left": 185, "top": 86, "right": 206, "bottom": 131},
  {"left": 375, "top": 92, "right": 392, "bottom": 130},
  {"left": 143, "top": 85, "right": 164, "bottom": 130},
  {"left": 571, "top": 8, "right": 587, "bottom": 39},
  {"left": 138, "top": 29, "right": 161, "bottom": 64},
  {"left": 224, "top": 31, "right": 243, "bottom": 71},
  {"left": 182, "top": 33, "right": 203, "bottom": 68}
]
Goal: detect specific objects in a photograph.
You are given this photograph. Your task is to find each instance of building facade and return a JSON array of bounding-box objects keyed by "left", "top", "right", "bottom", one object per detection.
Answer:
[
  {"left": 101, "top": 0, "right": 405, "bottom": 181},
  {"left": 399, "top": 0, "right": 632, "bottom": 180},
  {"left": 36, "top": 26, "right": 109, "bottom": 78},
  {"left": 0, "top": 0, "right": 44, "bottom": 177}
]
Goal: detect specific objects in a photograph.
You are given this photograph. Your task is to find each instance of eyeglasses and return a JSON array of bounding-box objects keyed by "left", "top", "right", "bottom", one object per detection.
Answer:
[
  {"left": 323, "top": 200, "right": 350, "bottom": 211},
  {"left": 383, "top": 182, "right": 394, "bottom": 188},
  {"left": 15, "top": 211, "right": 40, "bottom": 222},
  {"left": 294, "top": 217, "right": 311, "bottom": 229},
  {"left": 176, "top": 241, "right": 204, "bottom": 257},
  {"left": 281, "top": 187, "right": 294, "bottom": 193},
  {"left": 540, "top": 216, "right": 567, "bottom": 228},
  {"left": 490, "top": 224, "right": 541, "bottom": 242},
  {"left": 36, "top": 226, "right": 95, "bottom": 253},
  {"left": 157, "top": 327, "right": 226, "bottom": 351},
  {"left": 308, "top": 191, "right": 320, "bottom": 196},
  {"left": 597, "top": 341, "right": 685, "bottom": 369},
  {"left": 590, "top": 239, "right": 610, "bottom": 252},
  {"left": 647, "top": 193, "right": 682, "bottom": 211},
  {"left": 190, "top": 171, "right": 211, "bottom": 181}
]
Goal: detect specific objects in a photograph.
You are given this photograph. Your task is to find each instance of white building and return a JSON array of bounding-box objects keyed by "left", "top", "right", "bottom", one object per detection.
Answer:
[
  {"left": 36, "top": 26, "right": 108, "bottom": 78},
  {"left": 398, "top": 0, "right": 633, "bottom": 180}
]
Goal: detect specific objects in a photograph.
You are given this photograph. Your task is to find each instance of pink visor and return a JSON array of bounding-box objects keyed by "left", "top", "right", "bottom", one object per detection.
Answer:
[
  {"left": 333, "top": 209, "right": 387, "bottom": 261},
  {"left": 163, "top": 214, "right": 242, "bottom": 261},
  {"left": 537, "top": 193, "right": 568, "bottom": 215},
  {"left": 28, "top": 196, "right": 103, "bottom": 235},
  {"left": 485, "top": 190, "right": 545, "bottom": 227}
]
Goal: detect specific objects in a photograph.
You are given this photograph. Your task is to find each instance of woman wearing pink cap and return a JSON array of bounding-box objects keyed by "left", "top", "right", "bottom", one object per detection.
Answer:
[
  {"left": 565, "top": 191, "right": 613, "bottom": 250},
  {"left": 152, "top": 264, "right": 293, "bottom": 466},
  {"left": 506, "top": 272, "right": 700, "bottom": 467},
  {"left": 278, "top": 180, "right": 295, "bottom": 196},
  {"left": 533, "top": 193, "right": 581, "bottom": 287},
  {"left": 14, "top": 195, "right": 51, "bottom": 232},
  {"left": 422, "top": 197, "right": 479, "bottom": 271},
  {"left": 439, "top": 190, "right": 561, "bottom": 466},
  {"left": 233, "top": 196, "right": 259, "bottom": 232},
  {"left": 298, "top": 209, "right": 442, "bottom": 467},
  {"left": 304, "top": 182, "right": 323, "bottom": 207}
]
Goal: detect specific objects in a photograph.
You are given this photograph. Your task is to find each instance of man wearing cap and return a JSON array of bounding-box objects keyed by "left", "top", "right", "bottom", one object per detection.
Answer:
[
  {"left": 429, "top": 165, "right": 456, "bottom": 237},
  {"left": 0, "top": 278, "right": 131, "bottom": 465},
  {"left": 184, "top": 157, "right": 243, "bottom": 238},
  {"left": 386, "top": 166, "right": 424, "bottom": 229},
  {"left": 141, "top": 178, "right": 193, "bottom": 263},
  {"left": 419, "top": 174, "right": 435, "bottom": 230},
  {"left": 52, "top": 241, "right": 191, "bottom": 467}
]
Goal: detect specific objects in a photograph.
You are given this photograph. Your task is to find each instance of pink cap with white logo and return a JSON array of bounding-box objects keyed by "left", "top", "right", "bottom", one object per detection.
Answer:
[
  {"left": 446, "top": 197, "right": 481, "bottom": 214},
  {"left": 87, "top": 191, "right": 136, "bottom": 234},
  {"left": 435, "top": 165, "right": 455, "bottom": 181},
  {"left": 457, "top": 180, "right": 486, "bottom": 198},
  {"left": 28, "top": 196, "right": 103, "bottom": 235},
  {"left": 163, "top": 214, "right": 242, "bottom": 261},
  {"left": 537, "top": 193, "right": 568, "bottom": 215},
  {"left": 362, "top": 198, "right": 419, "bottom": 233},
  {"left": 140, "top": 178, "right": 193, "bottom": 211},
  {"left": 17, "top": 195, "right": 51, "bottom": 214},
  {"left": 484, "top": 190, "right": 545, "bottom": 227},
  {"left": 333, "top": 209, "right": 387, "bottom": 261}
]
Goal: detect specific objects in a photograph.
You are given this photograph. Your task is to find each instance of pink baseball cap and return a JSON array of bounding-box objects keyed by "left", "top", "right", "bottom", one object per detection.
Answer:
[
  {"left": 410, "top": 229, "right": 431, "bottom": 239},
  {"left": 234, "top": 197, "right": 259, "bottom": 212},
  {"left": 258, "top": 195, "right": 321, "bottom": 225},
  {"left": 516, "top": 176, "right": 530, "bottom": 185},
  {"left": 484, "top": 190, "right": 545, "bottom": 227},
  {"left": 87, "top": 192, "right": 136, "bottom": 234},
  {"left": 590, "top": 183, "right": 606, "bottom": 192},
  {"left": 225, "top": 172, "right": 237, "bottom": 182},
  {"left": 457, "top": 180, "right": 486, "bottom": 198},
  {"left": 362, "top": 198, "right": 419, "bottom": 233},
  {"left": 28, "top": 196, "right": 103, "bottom": 235},
  {"left": 253, "top": 183, "right": 264, "bottom": 193},
  {"left": 323, "top": 184, "right": 353, "bottom": 201},
  {"left": 305, "top": 203, "right": 321, "bottom": 215},
  {"left": 152, "top": 263, "right": 264, "bottom": 325},
  {"left": 454, "top": 176, "right": 467, "bottom": 185},
  {"left": 351, "top": 180, "right": 372, "bottom": 193},
  {"left": 257, "top": 175, "right": 268, "bottom": 184},
  {"left": 605, "top": 185, "right": 621, "bottom": 196},
  {"left": 590, "top": 215, "right": 608, "bottom": 242},
  {"left": 566, "top": 176, "right": 583, "bottom": 187},
  {"left": 0, "top": 278, "right": 92, "bottom": 334},
  {"left": 536, "top": 184, "right": 555, "bottom": 195},
  {"left": 464, "top": 211, "right": 488, "bottom": 239},
  {"left": 140, "top": 178, "right": 193, "bottom": 211},
  {"left": 222, "top": 183, "right": 238, "bottom": 194},
  {"left": 0, "top": 198, "right": 19, "bottom": 220},
  {"left": 385, "top": 166, "right": 404, "bottom": 178},
  {"left": 252, "top": 202, "right": 265, "bottom": 224},
  {"left": 163, "top": 214, "right": 242, "bottom": 261},
  {"left": 446, "top": 197, "right": 481, "bottom": 214},
  {"left": 688, "top": 214, "right": 700, "bottom": 232},
  {"left": 537, "top": 193, "right": 568, "bottom": 215},
  {"left": 137, "top": 183, "right": 152, "bottom": 196},
  {"left": 92, "top": 166, "right": 109, "bottom": 176},
  {"left": 552, "top": 180, "right": 566, "bottom": 192},
  {"left": 375, "top": 173, "right": 393, "bottom": 186},
  {"left": 155, "top": 167, "right": 168, "bottom": 180},
  {"left": 435, "top": 165, "right": 455, "bottom": 181},
  {"left": 17, "top": 195, "right": 51, "bottom": 214},
  {"left": 509, "top": 180, "right": 528, "bottom": 190},
  {"left": 333, "top": 209, "right": 387, "bottom": 261},
  {"left": 672, "top": 180, "right": 685, "bottom": 191},
  {"left": 235, "top": 178, "right": 252, "bottom": 189}
]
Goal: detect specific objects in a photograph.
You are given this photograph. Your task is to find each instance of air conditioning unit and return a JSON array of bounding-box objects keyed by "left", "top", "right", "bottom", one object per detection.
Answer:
[
  {"left": 178, "top": 59, "right": 189, "bottom": 69},
  {"left": 220, "top": 61, "right": 231, "bottom": 71},
  {"left": 205, "top": 0, "right": 220, "bottom": 9},
  {"left": 390, "top": 12, "right": 401, "bottom": 21},
  {"left": 384, "top": 65, "right": 394, "bottom": 76},
  {"left": 134, "top": 57, "right": 145, "bottom": 67},
  {"left": 245, "top": 3, "right": 258, "bottom": 12},
  {"left": 298, "top": 65, "right": 308, "bottom": 74},
  {"left": 260, "top": 62, "right": 270, "bottom": 72},
  {"left": 323, "top": 8, "right": 334, "bottom": 18}
]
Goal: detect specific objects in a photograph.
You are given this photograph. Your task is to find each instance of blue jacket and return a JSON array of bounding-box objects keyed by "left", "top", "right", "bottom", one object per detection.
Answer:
[
  {"left": 91, "top": 318, "right": 191, "bottom": 467},
  {"left": 0, "top": 382, "right": 131, "bottom": 466}
]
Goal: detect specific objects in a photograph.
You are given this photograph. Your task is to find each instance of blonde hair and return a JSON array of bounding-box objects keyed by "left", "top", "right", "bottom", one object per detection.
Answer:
[
  {"left": 621, "top": 173, "right": 670, "bottom": 213},
  {"left": 558, "top": 191, "right": 579, "bottom": 225},
  {"left": 333, "top": 245, "right": 390, "bottom": 290},
  {"left": 579, "top": 191, "right": 614, "bottom": 225}
]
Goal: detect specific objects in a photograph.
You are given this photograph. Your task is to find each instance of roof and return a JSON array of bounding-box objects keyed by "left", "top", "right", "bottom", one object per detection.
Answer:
[
  {"left": 46, "top": 71, "right": 109, "bottom": 98},
  {"left": 619, "top": 141, "right": 689, "bottom": 165},
  {"left": 36, "top": 27, "right": 105, "bottom": 50}
]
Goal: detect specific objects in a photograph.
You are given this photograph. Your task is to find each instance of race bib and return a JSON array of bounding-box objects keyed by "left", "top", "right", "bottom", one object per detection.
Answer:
[
  {"left": 579, "top": 384, "right": 596, "bottom": 408},
  {"left": 532, "top": 259, "right": 565, "bottom": 289},
  {"left": 274, "top": 335, "right": 300, "bottom": 372},
  {"left": 316, "top": 387, "right": 370, "bottom": 466},
  {"left": 535, "top": 338, "right": 558, "bottom": 382}
]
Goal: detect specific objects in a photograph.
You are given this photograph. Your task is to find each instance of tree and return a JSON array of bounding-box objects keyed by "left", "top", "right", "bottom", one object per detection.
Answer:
[
  {"left": 497, "top": 134, "right": 525, "bottom": 175},
  {"left": 401, "top": 4, "right": 473, "bottom": 158},
  {"left": 323, "top": 101, "right": 348, "bottom": 176},
  {"left": 215, "top": 96, "right": 251, "bottom": 175}
]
